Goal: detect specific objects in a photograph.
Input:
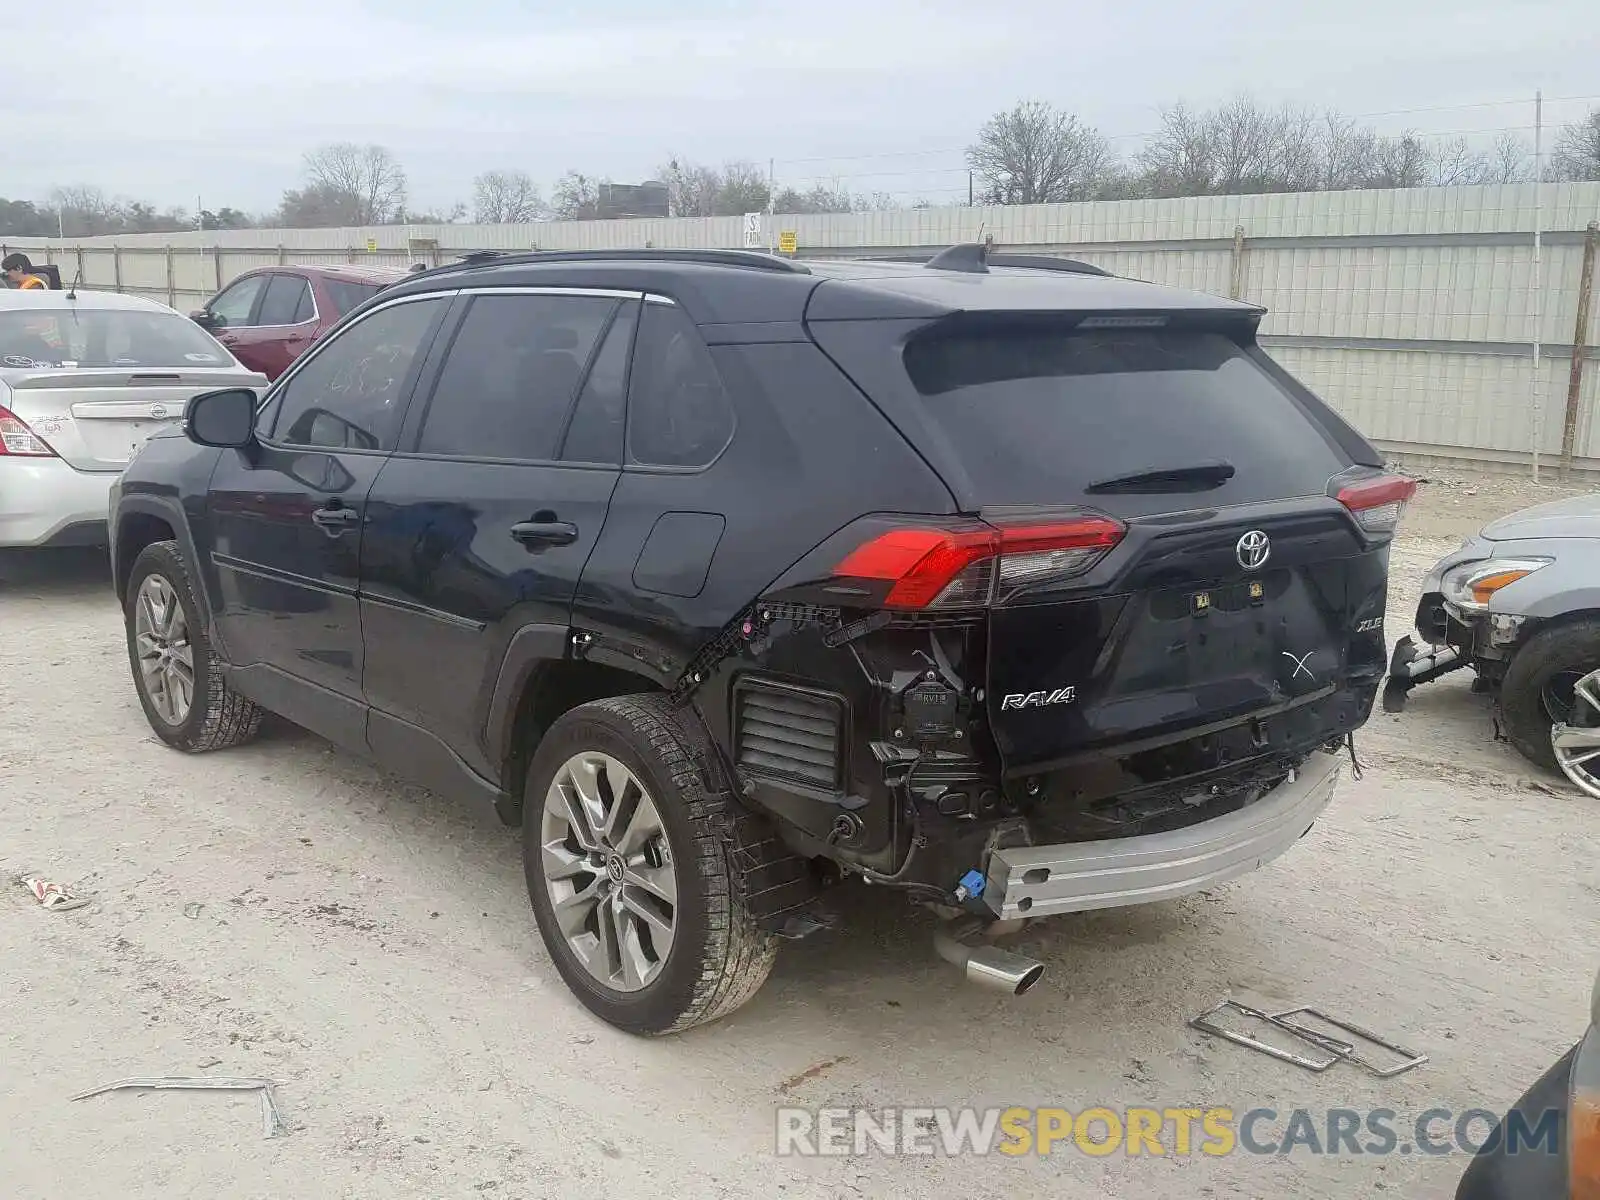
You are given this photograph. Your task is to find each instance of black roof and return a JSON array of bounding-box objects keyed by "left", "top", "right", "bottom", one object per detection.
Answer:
[{"left": 378, "top": 246, "right": 1262, "bottom": 326}]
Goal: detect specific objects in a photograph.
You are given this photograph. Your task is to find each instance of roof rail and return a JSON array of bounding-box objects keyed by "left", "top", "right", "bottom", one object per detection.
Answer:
[
  {"left": 410, "top": 247, "right": 811, "bottom": 282},
  {"left": 865, "top": 248, "right": 1113, "bottom": 278},
  {"left": 986, "top": 252, "right": 1112, "bottom": 278}
]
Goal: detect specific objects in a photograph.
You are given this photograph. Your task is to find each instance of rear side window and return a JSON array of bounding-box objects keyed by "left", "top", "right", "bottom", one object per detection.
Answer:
[
  {"left": 325, "top": 280, "right": 386, "bottom": 317},
  {"left": 416, "top": 293, "right": 616, "bottom": 461},
  {"left": 258, "top": 275, "right": 313, "bottom": 326},
  {"left": 626, "top": 303, "right": 735, "bottom": 469},
  {"left": 901, "top": 324, "right": 1348, "bottom": 508}
]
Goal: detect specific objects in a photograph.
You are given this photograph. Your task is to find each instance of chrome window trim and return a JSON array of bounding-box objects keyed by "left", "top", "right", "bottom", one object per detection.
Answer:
[{"left": 252, "top": 290, "right": 460, "bottom": 445}]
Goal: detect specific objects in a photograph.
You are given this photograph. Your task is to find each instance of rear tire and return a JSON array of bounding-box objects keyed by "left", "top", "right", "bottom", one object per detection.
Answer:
[
  {"left": 522, "top": 694, "right": 778, "bottom": 1035},
  {"left": 1498, "top": 619, "right": 1600, "bottom": 771},
  {"left": 125, "top": 540, "right": 264, "bottom": 753}
]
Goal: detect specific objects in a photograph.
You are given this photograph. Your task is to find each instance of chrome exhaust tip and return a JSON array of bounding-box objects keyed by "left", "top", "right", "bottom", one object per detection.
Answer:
[
  {"left": 964, "top": 945, "right": 1046, "bottom": 995},
  {"left": 933, "top": 924, "right": 1045, "bottom": 995}
]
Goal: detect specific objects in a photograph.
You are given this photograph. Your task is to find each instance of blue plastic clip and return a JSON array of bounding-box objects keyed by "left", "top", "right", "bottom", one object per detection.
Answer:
[{"left": 954, "top": 869, "right": 986, "bottom": 902}]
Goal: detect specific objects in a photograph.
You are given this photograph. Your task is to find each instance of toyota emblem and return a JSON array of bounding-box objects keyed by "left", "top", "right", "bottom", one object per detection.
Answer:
[{"left": 1236, "top": 530, "right": 1271, "bottom": 570}]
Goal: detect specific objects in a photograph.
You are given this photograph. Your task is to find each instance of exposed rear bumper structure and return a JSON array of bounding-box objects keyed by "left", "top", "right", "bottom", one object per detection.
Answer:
[{"left": 981, "top": 750, "right": 1343, "bottom": 920}]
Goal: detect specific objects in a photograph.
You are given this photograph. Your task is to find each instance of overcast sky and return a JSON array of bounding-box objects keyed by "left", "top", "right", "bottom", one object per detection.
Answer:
[{"left": 7, "top": 0, "right": 1597, "bottom": 215}]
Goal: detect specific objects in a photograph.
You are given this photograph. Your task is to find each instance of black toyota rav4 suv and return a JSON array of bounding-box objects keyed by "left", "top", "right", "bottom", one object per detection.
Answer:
[{"left": 110, "top": 245, "right": 1411, "bottom": 1034}]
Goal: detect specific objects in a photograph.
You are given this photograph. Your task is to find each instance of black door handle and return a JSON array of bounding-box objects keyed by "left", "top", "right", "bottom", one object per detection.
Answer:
[
  {"left": 311, "top": 504, "right": 362, "bottom": 531},
  {"left": 510, "top": 520, "right": 578, "bottom": 547}
]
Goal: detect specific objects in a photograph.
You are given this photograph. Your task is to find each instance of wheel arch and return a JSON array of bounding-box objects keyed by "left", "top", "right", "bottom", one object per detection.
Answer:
[
  {"left": 487, "top": 629, "right": 681, "bottom": 825},
  {"left": 114, "top": 498, "right": 201, "bottom": 609},
  {"left": 1510, "top": 607, "right": 1600, "bottom": 655}
]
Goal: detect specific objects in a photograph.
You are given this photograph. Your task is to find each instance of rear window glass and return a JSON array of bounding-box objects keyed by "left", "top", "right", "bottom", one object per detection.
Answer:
[
  {"left": 325, "top": 280, "right": 386, "bottom": 317},
  {"left": 0, "top": 309, "right": 233, "bottom": 369},
  {"left": 901, "top": 324, "right": 1347, "bottom": 508}
]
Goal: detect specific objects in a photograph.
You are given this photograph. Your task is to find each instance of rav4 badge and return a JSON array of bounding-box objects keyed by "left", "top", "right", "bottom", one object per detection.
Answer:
[{"left": 1001, "top": 687, "right": 1077, "bottom": 711}]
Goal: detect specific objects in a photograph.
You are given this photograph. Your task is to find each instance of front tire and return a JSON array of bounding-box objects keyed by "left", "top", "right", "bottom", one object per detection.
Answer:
[
  {"left": 522, "top": 694, "right": 778, "bottom": 1035},
  {"left": 124, "top": 540, "right": 264, "bottom": 753},
  {"left": 1498, "top": 619, "right": 1600, "bottom": 775}
]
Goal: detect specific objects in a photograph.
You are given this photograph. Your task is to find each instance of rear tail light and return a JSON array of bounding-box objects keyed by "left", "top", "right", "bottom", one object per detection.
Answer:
[
  {"left": 1336, "top": 473, "right": 1416, "bottom": 534},
  {"left": 832, "top": 516, "right": 1125, "bottom": 610},
  {"left": 0, "top": 405, "right": 57, "bottom": 457}
]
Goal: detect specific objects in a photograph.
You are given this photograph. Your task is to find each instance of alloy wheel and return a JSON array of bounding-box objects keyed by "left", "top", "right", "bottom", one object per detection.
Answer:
[
  {"left": 134, "top": 574, "right": 195, "bottom": 725},
  {"left": 539, "top": 752, "right": 678, "bottom": 992},
  {"left": 1551, "top": 667, "right": 1600, "bottom": 800}
]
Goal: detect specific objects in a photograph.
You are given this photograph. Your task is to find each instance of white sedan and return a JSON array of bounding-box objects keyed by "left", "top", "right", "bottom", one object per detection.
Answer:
[{"left": 0, "top": 288, "right": 267, "bottom": 548}]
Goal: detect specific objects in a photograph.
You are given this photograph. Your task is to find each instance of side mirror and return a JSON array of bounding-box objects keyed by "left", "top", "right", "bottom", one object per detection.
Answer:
[
  {"left": 191, "top": 309, "right": 222, "bottom": 330},
  {"left": 186, "top": 388, "right": 259, "bottom": 450}
]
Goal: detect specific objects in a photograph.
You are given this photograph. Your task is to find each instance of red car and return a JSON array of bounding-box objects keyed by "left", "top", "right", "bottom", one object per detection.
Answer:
[{"left": 190, "top": 264, "right": 415, "bottom": 380}]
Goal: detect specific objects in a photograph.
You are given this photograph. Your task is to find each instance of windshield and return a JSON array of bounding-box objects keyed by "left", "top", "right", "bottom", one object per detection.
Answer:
[{"left": 0, "top": 308, "right": 236, "bottom": 369}]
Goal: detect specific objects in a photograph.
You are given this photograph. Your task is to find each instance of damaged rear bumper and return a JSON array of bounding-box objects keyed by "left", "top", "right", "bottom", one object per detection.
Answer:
[{"left": 980, "top": 750, "right": 1343, "bottom": 920}]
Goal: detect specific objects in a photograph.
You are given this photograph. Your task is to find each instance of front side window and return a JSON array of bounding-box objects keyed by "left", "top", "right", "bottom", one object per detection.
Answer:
[
  {"left": 209, "top": 275, "right": 266, "bottom": 327},
  {"left": 415, "top": 293, "right": 616, "bottom": 461},
  {"left": 270, "top": 297, "right": 445, "bottom": 451}
]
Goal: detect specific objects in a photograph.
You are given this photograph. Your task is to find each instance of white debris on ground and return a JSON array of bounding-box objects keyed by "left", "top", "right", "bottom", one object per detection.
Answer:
[{"left": 2, "top": 471, "right": 1597, "bottom": 1199}]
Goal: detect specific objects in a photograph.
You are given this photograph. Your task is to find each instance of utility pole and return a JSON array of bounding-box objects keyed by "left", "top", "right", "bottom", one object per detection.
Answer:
[
  {"left": 1531, "top": 90, "right": 1545, "bottom": 482},
  {"left": 767, "top": 158, "right": 776, "bottom": 254}
]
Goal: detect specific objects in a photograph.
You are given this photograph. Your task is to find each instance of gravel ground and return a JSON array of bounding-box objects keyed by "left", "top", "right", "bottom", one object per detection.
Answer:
[{"left": 3, "top": 473, "right": 1598, "bottom": 1200}]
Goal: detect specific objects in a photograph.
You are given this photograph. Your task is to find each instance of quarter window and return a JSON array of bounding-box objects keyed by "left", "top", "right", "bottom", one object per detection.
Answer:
[{"left": 626, "top": 302, "right": 735, "bottom": 469}]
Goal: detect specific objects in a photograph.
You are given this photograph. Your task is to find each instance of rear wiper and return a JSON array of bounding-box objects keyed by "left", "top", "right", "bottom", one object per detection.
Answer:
[{"left": 1085, "top": 461, "right": 1236, "bottom": 494}]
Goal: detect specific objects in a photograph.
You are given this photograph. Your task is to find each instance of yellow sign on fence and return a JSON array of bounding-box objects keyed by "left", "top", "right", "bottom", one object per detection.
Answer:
[
  {"left": 778, "top": 230, "right": 798, "bottom": 255},
  {"left": 365, "top": 238, "right": 378, "bottom": 253}
]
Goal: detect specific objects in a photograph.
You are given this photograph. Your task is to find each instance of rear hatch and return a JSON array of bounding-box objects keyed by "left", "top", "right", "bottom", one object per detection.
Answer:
[
  {"left": 3, "top": 368, "right": 265, "bottom": 471},
  {"left": 809, "top": 309, "right": 1407, "bottom": 775}
]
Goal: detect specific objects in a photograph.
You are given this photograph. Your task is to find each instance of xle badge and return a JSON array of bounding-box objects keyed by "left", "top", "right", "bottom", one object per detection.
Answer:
[{"left": 1001, "top": 687, "right": 1077, "bottom": 711}]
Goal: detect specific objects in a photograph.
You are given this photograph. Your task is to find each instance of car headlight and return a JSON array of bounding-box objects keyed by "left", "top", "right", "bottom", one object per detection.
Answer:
[{"left": 1439, "top": 557, "right": 1552, "bottom": 612}]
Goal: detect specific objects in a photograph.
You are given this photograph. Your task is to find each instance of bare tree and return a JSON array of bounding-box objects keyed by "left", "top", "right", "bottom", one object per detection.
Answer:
[
  {"left": 1367, "top": 133, "right": 1430, "bottom": 189},
  {"left": 49, "top": 184, "right": 121, "bottom": 236},
  {"left": 716, "top": 161, "right": 771, "bottom": 214},
  {"left": 403, "top": 201, "right": 468, "bottom": 224},
  {"left": 657, "top": 158, "right": 723, "bottom": 217},
  {"left": 967, "top": 101, "right": 1113, "bottom": 204},
  {"left": 1136, "top": 103, "right": 1217, "bottom": 197},
  {"left": 1427, "top": 136, "right": 1493, "bottom": 186},
  {"left": 1485, "top": 132, "right": 1532, "bottom": 183},
  {"left": 1552, "top": 109, "right": 1600, "bottom": 182},
  {"left": 551, "top": 171, "right": 605, "bottom": 220},
  {"left": 1320, "top": 113, "right": 1381, "bottom": 190},
  {"left": 472, "top": 170, "right": 544, "bottom": 223},
  {"left": 301, "top": 143, "right": 407, "bottom": 224}
]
